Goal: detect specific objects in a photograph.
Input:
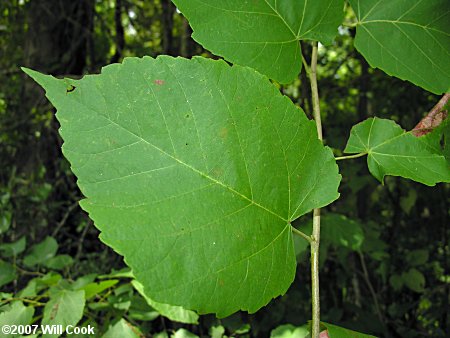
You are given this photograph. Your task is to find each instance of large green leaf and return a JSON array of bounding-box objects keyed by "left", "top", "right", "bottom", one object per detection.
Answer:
[
  {"left": 172, "top": 0, "right": 344, "bottom": 83},
  {"left": 349, "top": 0, "right": 450, "bottom": 94},
  {"left": 344, "top": 118, "right": 450, "bottom": 185},
  {"left": 22, "top": 56, "right": 340, "bottom": 316}
]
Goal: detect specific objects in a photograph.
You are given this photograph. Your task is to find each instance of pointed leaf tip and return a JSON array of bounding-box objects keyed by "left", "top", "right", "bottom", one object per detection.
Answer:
[
  {"left": 21, "top": 67, "right": 42, "bottom": 81},
  {"left": 21, "top": 67, "right": 57, "bottom": 88}
]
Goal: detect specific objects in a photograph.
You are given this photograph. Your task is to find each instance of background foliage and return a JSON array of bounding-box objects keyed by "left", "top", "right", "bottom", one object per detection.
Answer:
[{"left": 0, "top": 0, "right": 448, "bottom": 337}]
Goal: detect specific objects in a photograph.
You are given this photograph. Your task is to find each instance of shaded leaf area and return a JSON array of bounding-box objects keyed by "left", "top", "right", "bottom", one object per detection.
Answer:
[
  {"left": 294, "top": 213, "right": 365, "bottom": 260},
  {"left": 132, "top": 280, "right": 199, "bottom": 324},
  {"left": 344, "top": 118, "right": 450, "bottom": 186},
  {"left": 172, "top": 0, "right": 344, "bottom": 83},
  {"left": 349, "top": 0, "right": 450, "bottom": 94},
  {"left": 22, "top": 56, "right": 340, "bottom": 317},
  {"left": 390, "top": 267, "right": 426, "bottom": 293}
]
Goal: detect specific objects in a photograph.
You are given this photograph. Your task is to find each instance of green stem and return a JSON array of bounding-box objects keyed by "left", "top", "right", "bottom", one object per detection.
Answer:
[
  {"left": 311, "top": 209, "right": 321, "bottom": 337},
  {"left": 309, "top": 41, "right": 322, "bottom": 338},
  {"left": 335, "top": 152, "right": 367, "bottom": 161}
]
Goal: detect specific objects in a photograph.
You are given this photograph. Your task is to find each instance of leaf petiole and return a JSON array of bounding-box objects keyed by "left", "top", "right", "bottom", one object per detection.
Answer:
[
  {"left": 335, "top": 152, "right": 367, "bottom": 161},
  {"left": 291, "top": 226, "right": 312, "bottom": 243},
  {"left": 301, "top": 54, "right": 311, "bottom": 76}
]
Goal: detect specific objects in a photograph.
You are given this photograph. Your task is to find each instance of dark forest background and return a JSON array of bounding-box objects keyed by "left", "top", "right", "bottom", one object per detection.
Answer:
[{"left": 0, "top": 0, "right": 448, "bottom": 337}]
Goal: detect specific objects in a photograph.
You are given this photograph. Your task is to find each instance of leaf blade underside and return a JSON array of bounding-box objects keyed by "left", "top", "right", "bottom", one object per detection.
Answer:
[{"left": 23, "top": 56, "right": 340, "bottom": 317}]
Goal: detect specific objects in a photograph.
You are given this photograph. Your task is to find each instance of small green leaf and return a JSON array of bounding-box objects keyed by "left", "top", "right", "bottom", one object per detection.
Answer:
[
  {"left": 0, "top": 292, "right": 13, "bottom": 300},
  {"left": 344, "top": 118, "right": 450, "bottom": 185},
  {"left": 0, "top": 210, "right": 12, "bottom": 234},
  {"left": 403, "top": 268, "right": 425, "bottom": 292},
  {"left": 81, "top": 279, "right": 119, "bottom": 300},
  {"left": 23, "top": 236, "right": 58, "bottom": 267},
  {"left": 42, "top": 289, "right": 86, "bottom": 338},
  {"left": 102, "top": 319, "right": 141, "bottom": 338},
  {"left": 132, "top": 280, "right": 199, "bottom": 324},
  {"left": 349, "top": 0, "right": 450, "bottom": 94},
  {"left": 172, "top": 0, "right": 344, "bottom": 83},
  {"left": 154, "top": 332, "right": 169, "bottom": 338},
  {"left": 389, "top": 274, "right": 403, "bottom": 291},
  {"left": 399, "top": 189, "right": 417, "bottom": 215},
  {"left": 18, "top": 278, "right": 39, "bottom": 298},
  {"left": 98, "top": 268, "right": 133, "bottom": 279},
  {"left": 23, "top": 56, "right": 341, "bottom": 316},
  {"left": 406, "top": 249, "right": 429, "bottom": 266},
  {"left": 172, "top": 329, "right": 199, "bottom": 338},
  {"left": 295, "top": 213, "right": 364, "bottom": 252},
  {"left": 128, "top": 295, "right": 160, "bottom": 321},
  {"left": 0, "top": 236, "right": 26, "bottom": 257},
  {"left": 209, "top": 325, "right": 225, "bottom": 338},
  {"left": 270, "top": 324, "right": 309, "bottom": 338},
  {"left": 321, "top": 214, "right": 364, "bottom": 251},
  {"left": 0, "top": 260, "right": 16, "bottom": 287},
  {"left": 37, "top": 272, "right": 62, "bottom": 287},
  {"left": 0, "top": 302, "right": 34, "bottom": 337},
  {"left": 44, "top": 254, "right": 74, "bottom": 270},
  {"left": 321, "top": 321, "right": 377, "bottom": 338},
  {"left": 71, "top": 273, "right": 98, "bottom": 289}
]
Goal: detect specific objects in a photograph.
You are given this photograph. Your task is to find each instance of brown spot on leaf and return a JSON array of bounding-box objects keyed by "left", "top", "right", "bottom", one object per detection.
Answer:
[
  {"left": 219, "top": 127, "right": 228, "bottom": 139},
  {"left": 154, "top": 79, "right": 165, "bottom": 85},
  {"left": 211, "top": 167, "right": 224, "bottom": 178},
  {"left": 50, "top": 303, "right": 59, "bottom": 320}
]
